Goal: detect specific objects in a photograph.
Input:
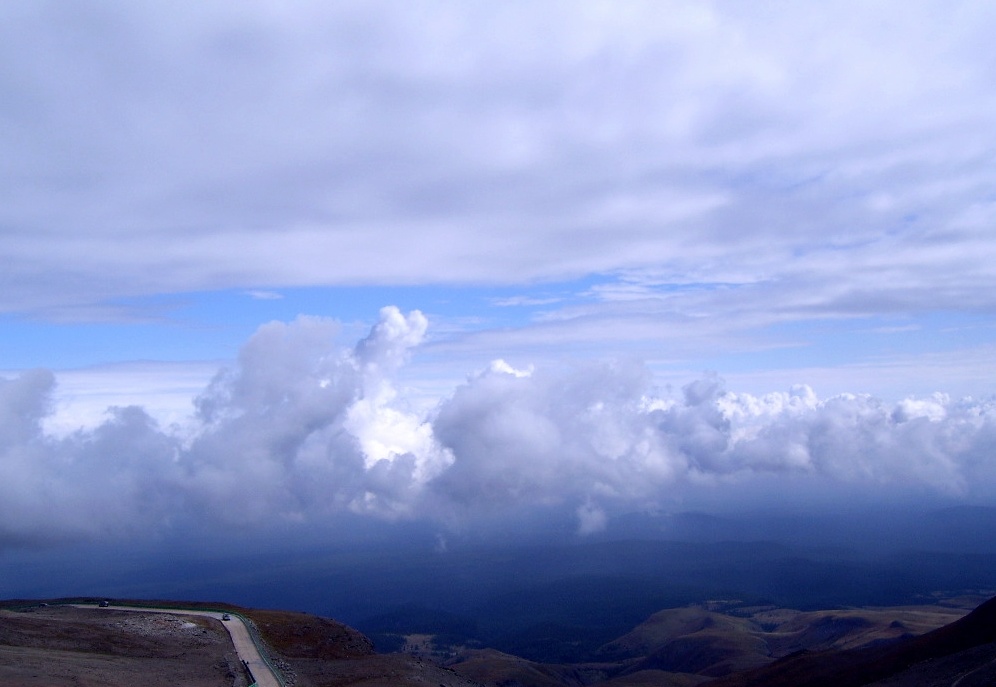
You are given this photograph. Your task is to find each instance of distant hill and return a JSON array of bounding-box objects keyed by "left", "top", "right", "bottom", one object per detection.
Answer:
[
  {"left": 437, "top": 596, "right": 983, "bottom": 686},
  {"left": 704, "top": 595, "right": 996, "bottom": 687}
]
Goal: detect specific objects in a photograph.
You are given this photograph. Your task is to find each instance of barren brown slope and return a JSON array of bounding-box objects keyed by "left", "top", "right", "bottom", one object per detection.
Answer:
[
  {"left": 704, "top": 595, "right": 996, "bottom": 687},
  {"left": 245, "top": 607, "right": 375, "bottom": 660},
  {"left": 760, "top": 604, "right": 968, "bottom": 655},
  {"left": 598, "top": 607, "right": 759, "bottom": 660},
  {"left": 587, "top": 601, "right": 967, "bottom": 681},
  {"left": 446, "top": 647, "right": 590, "bottom": 687}
]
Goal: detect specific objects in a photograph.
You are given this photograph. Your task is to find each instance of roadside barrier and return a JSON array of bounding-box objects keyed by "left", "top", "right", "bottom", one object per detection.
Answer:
[
  {"left": 158, "top": 606, "right": 288, "bottom": 687},
  {"left": 233, "top": 610, "right": 289, "bottom": 687},
  {"left": 243, "top": 659, "right": 257, "bottom": 687}
]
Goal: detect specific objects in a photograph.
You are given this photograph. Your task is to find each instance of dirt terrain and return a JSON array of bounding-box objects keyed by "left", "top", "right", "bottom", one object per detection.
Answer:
[
  {"left": 0, "top": 601, "right": 480, "bottom": 687},
  {"left": 3, "top": 596, "right": 991, "bottom": 687},
  {"left": 245, "top": 607, "right": 479, "bottom": 687},
  {"left": 0, "top": 605, "right": 243, "bottom": 687}
]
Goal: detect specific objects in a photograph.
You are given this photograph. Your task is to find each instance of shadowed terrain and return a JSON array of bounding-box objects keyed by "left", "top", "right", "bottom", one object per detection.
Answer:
[
  {"left": 3, "top": 594, "right": 994, "bottom": 687},
  {"left": 703, "top": 595, "right": 996, "bottom": 687},
  {"left": 0, "top": 600, "right": 479, "bottom": 687},
  {"left": 440, "top": 598, "right": 980, "bottom": 687}
]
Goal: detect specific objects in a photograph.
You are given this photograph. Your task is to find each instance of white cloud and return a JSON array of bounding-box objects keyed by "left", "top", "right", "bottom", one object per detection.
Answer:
[
  {"left": 3, "top": 0, "right": 996, "bottom": 549},
  {"left": 2, "top": 0, "right": 995, "bottom": 327},
  {"left": 0, "top": 369, "right": 181, "bottom": 546},
  {"left": 1, "top": 309, "right": 996, "bottom": 551},
  {"left": 246, "top": 290, "right": 283, "bottom": 300},
  {"left": 576, "top": 502, "right": 608, "bottom": 536},
  {"left": 38, "top": 361, "right": 218, "bottom": 437},
  {"left": 3, "top": 1, "right": 995, "bottom": 414},
  {"left": 185, "top": 307, "right": 443, "bottom": 521}
]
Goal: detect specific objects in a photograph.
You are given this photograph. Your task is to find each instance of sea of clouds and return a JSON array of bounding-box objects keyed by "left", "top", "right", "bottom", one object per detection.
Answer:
[{"left": 2, "top": 307, "right": 995, "bottom": 550}]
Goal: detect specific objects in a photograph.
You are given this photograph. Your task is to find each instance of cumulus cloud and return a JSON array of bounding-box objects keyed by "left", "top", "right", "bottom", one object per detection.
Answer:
[
  {"left": 0, "top": 369, "right": 179, "bottom": 547},
  {"left": 0, "top": 308, "right": 443, "bottom": 547},
  {"left": 1, "top": 309, "right": 995, "bottom": 550},
  {"left": 430, "top": 358, "right": 681, "bottom": 516},
  {"left": 185, "top": 307, "right": 444, "bottom": 522}
]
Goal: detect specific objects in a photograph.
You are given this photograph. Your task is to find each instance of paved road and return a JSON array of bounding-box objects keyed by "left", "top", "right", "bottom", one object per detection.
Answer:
[{"left": 75, "top": 604, "right": 282, "bottom": 687}]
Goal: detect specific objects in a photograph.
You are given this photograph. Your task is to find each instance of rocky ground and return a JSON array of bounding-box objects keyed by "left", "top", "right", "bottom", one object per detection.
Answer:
[
  {"left": 0, "top": 602, "right": 481, "bottom": 687},
  {"left": 0, "top": 605, "right": 243, "bottom": 687}
]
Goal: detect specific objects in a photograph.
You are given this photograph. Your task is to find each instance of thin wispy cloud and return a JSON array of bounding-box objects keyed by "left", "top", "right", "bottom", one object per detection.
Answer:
[
  {"left": 490, "top": 296, "right": 564, "bottom": 308},
  {"left": 246, "top": 290, "right": 284, "bottom": 301},
  {"left": 871, "top": 324, "right": 921, "bottom": 334}
]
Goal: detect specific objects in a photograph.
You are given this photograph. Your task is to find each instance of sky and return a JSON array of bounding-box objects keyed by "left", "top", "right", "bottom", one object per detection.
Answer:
[{"left": 2, "top": 1, "right": 996, "bottom": 555}]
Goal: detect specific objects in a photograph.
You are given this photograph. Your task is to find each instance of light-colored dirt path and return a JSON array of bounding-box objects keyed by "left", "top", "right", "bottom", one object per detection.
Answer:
[{"left": 74, "top": 605, "right": 282, "bottom": 687}]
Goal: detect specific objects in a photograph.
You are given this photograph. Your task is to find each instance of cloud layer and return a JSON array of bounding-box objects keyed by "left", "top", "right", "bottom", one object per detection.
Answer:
[
  {"left": 3, "top": 0, "right": 996, "bottom": 326},
  {"left": 4, "top": 1, "right": 996, "bottom": 422},
  {"left": 3, "top": 309, "right": 994, "bottom": 549}
]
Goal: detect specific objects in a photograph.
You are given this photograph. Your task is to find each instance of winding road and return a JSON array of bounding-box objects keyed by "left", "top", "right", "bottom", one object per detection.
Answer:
[{"left": 75, "top": 604, "right": 282, "bottom": 687}]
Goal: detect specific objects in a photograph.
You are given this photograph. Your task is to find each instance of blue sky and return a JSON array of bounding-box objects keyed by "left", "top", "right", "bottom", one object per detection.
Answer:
[{"left": 2, "top": 1, "right": 996, "bottom": 548}]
